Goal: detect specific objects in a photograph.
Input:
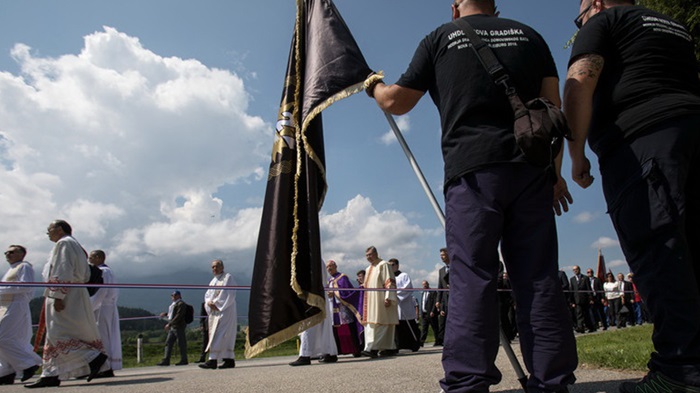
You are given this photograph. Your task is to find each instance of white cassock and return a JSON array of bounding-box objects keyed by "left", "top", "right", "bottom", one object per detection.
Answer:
[
  {"left": 0, "top": 261, "right": 42, "bottom": 378},
  {"left": 395, "top": 272, "right": 417, "bottom": 320},
  {"left": 42, "top": 236, "right": 104, "bottom": 378},
  {"left": 298, "top": 260, "right": 337, "bottom": 358},
  {"left": 90, "top": 264, "right": 122, "bottom": 370},
  {"left": 204, "top": 273, "right": 238, "bottom": 360}
]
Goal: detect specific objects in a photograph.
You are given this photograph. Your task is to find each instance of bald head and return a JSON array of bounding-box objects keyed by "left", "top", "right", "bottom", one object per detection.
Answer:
[{"left": 452, "top": 0, "right": 497, "bottom": 18}]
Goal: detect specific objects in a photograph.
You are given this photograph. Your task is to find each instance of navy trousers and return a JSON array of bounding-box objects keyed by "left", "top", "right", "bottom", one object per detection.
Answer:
[
  {"left": 599, "top": 115, "right": 700, "bottom": 386},
  {"left": 439, "top": 164, "right": 577, "bottom": 393}
]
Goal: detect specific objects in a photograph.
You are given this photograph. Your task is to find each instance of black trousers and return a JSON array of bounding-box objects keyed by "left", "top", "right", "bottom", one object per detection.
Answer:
[
  {"left": 420, "top": 311, "right": 439, "bottom": 344},
  {"left": 599, "top": 115, "right": 700, "bottom": 386}
]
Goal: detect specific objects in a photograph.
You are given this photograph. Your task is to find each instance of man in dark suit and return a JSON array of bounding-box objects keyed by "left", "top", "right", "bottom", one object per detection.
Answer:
[
  {"left": 618, "top": 273, "right": 636, "bottom": 327},
  {"left": 586, "top": 268, "right": 608, "bottom": 330},
  {"left": 569, "top": 266, "right": 596, "bottom": 333},
  {"left": 419, "top": 280, "right": 439, "bottom": 346},
  {"left": 435, "top": 248, "right": 450, "bottom": 346},
  {"left": 157, "top": 291, "right": 189, "bottom": 366}
]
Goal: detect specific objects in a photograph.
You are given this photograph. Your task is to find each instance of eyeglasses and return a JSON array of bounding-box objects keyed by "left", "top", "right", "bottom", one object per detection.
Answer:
[
  {"left": 4, "top": 250, "right": 16, "bottom": 255},
  {"left": 574, "top": 3, "right": 592, "bottom": 29}
]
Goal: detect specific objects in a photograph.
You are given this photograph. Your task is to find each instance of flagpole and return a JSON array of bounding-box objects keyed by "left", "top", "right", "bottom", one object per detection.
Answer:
[{"left": 383, "top": 111, "right": 529, "bottom": 392}]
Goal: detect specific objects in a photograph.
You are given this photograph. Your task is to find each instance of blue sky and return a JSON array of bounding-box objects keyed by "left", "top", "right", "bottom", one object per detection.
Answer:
[{"left": 0, "top": 1, "right": 628, "bottom": 312}]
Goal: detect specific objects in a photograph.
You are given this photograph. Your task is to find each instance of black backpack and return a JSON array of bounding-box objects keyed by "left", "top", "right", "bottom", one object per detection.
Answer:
[
  {"left": 184, "top": 303, "right": 195, "bottom": 324},
  {"left": 86, "top": 264, "right": 103, "bottom": 296}
]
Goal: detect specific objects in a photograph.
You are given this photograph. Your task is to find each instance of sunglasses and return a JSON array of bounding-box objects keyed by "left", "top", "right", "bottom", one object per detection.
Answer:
[{"left": 574, "top": 3, "right": 592, "bottom": 29}]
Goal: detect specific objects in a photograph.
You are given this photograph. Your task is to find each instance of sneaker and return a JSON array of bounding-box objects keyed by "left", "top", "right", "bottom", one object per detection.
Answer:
[{"left": 619, "top": 372, "right": 700, "bottom": 393}]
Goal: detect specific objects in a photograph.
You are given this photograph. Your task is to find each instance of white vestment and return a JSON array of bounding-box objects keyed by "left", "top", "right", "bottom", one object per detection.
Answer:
[
  {"left": 90, "top": 264, "right": 122, "bottom": 370},
  {"left": 42, "top": 236, "right": 104, "bottom": 378},
  {"left": 362, "top": 260, "right": 398, "bottom": 351},
  {"left": 395, "top": 271, "right": 417, "bottom": 320},
  {"left": 0, "top": 261, "right": 42, "bottom": 378},
  {"left": 299, "top": 288, "right": 337, "bottom": 357},
  {"left": 204, "top": 273, "right": 238, "bottom": 360}
]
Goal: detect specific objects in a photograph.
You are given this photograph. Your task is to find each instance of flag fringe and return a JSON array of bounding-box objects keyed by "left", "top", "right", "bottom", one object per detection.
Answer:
[{"left": 243, "top": 307, "right": 325, "bottom": 359}]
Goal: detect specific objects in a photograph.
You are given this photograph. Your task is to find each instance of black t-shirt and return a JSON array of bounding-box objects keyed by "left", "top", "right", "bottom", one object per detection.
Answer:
[
  {"left": 569, "top": 6, "right": 700, "bottom": 158},
  {"left": 397, "top": 14, "right": 557, "bottom": 185}
]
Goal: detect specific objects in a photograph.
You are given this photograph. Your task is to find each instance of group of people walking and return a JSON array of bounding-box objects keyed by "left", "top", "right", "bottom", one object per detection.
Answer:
[{"left": 0, "top": 220, "right": 118, "bottom": 388}]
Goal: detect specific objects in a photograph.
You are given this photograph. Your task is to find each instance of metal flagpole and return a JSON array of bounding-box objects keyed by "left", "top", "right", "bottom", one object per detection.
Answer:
[{"left": 383, "top": 111, "right": 529, "bottom": 392}]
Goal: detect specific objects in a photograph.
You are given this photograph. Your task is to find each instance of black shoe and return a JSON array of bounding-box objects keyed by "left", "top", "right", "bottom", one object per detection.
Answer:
[
  {"left": 433, "top": 342, "right": 443, "bottom": 347},
  {"left": 318, "top": 354, "right": 337, "bottom": 363},
  {"left": 196, "top": 356, "right": 207, "bottom": 363},
  {"left": 94, "top": 369, "right": 114, "bottom": 379},
  {"left": 156, "top": 360, "right": 170, "bottom": 366},
  {"left": 352, "top": 352, "right": 362, "bottom": 358},
  {"left": 87, "top": 353, "right": 108, "bottom": 382},
  {"left": 21, "top": 365, "right": 39, "bottom": 382},
  {"left": 0, "top": 373, "right": 15, "bottom": 385},
  {"left": 288, "top": 356, "right": 311, "bottom": 366},
  {"left": 175, "top": 361, "right": 188, "bottom": 366},
  {"left": 619, "top": 372, "right": 700, "bottom": 393},
  {"left": 378, "top": 349, "right": 398, "bottom": 357},
  {"left": 219, "top": 359, "right": 235, "bottom": 369},
  {"left": 198, "top": 360, "right": 217, "bottom": 369},
  {"left": 360, "top": 350, "right": 378, "bottom": 359},
  {"left": 24, "top": 376, "right": 60, "bottom": 388}
]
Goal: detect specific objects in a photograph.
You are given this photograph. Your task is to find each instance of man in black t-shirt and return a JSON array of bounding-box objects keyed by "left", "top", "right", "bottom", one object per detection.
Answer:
[
  {"left": 367, "top": 1, "right": 577, "bottom": 392},
  {"left": 564, "top": 1, "right": 700, "bottom": 392}
]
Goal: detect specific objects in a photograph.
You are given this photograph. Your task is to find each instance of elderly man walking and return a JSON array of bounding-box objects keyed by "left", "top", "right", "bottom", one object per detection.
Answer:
[
  {"left": 27, "top": 220, "right": 107, "bottom": 388},
  {"left": 199, "top": 259, "right": 238, "bottom": 370},
  {"left": 88, "top": 250, "right": 122, "bottom": 378},
  {"left": 0, "top": 245, "right": 41, "bottom": 385}
]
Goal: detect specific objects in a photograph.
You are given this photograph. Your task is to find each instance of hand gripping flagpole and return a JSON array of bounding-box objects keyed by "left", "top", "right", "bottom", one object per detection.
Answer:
[{"left": 383, "top": 111, "right": 529, "bottom": 392}]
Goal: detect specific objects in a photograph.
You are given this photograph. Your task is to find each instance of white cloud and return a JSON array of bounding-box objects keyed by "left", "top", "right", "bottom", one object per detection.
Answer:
[
  {"left": 591, "top": 236, "right": 620, "bottom": 249},
  {"left": 380, "top": 115, "right": 410, "bottom": 145},
  {"left": 0, "top": 27, "right": 269, "bottom": 276},
  {"left": 573, "top": 211, "right": 596, "bottom": 224},
  {"left": 320, "top": 194, "right": 432, "bottom": 280},
  {"left": 606, "top": 259, "right": 629, "bottom": 272}
]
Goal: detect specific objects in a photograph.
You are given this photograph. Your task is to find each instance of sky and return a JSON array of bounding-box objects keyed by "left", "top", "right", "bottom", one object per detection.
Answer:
[{"left": 0, "top": 1, "right": 629, "bottom": 314}]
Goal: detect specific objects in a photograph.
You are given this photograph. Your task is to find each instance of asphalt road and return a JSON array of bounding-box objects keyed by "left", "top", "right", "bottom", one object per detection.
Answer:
[{"left": 7, "top": 345, "right": 643, "bottom": 393}]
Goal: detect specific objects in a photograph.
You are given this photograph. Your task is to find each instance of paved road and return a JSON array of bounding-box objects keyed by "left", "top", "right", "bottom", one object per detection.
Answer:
[{"left": 7, "top": 345, "right": 643, "bottom": 393}]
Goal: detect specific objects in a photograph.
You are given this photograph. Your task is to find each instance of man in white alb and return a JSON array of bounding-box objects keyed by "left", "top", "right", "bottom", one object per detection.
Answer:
[
  {"left": 199, "top": 259, "right": 237, "bottom": 370},
  {"left": 27, "top": 220, "right": 107, "bottom": 388},
  {"left": 88, "top": 250, "right": 122, "bottom": 378},
  {"left": 0, "top": 245, "right": 41, "bottom": 385},
  {"left": 360, "top": 246, "right": 398, "bottom": 358}
]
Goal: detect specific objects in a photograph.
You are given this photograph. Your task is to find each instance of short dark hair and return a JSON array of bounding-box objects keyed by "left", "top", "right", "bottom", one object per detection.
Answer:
[
  {"left": 366, "top": 246, "right": 377, "bottom": 254},
  {"left": 53, "top": 220, "right": 72, "bottom": 235},
  {"left": 439, "top": 247, "right": 448, "bottom": 253},
  {"left": 8, "top": 245, "right": 26, "bottom": 257},
  {"left": 388, "top": 258, "right": 399, "bottom": 266},
  {"left": 356, "top": 270, "right": 366, "bottom": 276},
  {"left": 91, "top": 249, "right": 106, "bottom": 260}
]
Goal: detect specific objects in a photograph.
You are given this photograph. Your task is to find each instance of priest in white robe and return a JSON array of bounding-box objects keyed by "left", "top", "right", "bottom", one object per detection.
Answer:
[
  {"left": 89, "top": 250, "right": 122, "bottom": 377},
  {"left": 289, "top": 259, "right": 338, "bottom": 366},
  {"left": 390, "top": 258, "right": 420, "bottom": 352},
  {"left": 26, "top": 220, "right": 107, "bottom": 388},
  {"left": 199, "top": 259, "right": 237, "bottom": 370},
  {"left": 361, "top": 246, "right": 398, "bottom": 358},
  {"left": 0, "top": 245, "right": 41, "bottom": 385}
]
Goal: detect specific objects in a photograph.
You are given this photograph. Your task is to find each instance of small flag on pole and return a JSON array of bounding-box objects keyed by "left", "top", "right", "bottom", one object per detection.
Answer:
[
  {"left": 596, "top": 248, "right": 607, "bottom": 282},
  {"left": 244, "top": 0, "right": 376, "bottom": 358}
]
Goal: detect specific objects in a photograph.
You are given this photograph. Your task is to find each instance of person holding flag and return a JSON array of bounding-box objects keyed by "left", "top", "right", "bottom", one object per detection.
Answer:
[{"left": 366, "top": 0, "right": 577, "bottom": 392}]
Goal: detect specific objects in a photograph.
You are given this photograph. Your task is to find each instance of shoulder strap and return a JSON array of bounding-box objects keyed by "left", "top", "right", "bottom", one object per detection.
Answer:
[{"left": 452, "top": 18, "right": 516, "bottom": 96}]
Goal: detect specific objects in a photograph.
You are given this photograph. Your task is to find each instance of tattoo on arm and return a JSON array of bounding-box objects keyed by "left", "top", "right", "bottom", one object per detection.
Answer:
[{"left": 567, "top": 54, "right": 604, "bottom": 80}]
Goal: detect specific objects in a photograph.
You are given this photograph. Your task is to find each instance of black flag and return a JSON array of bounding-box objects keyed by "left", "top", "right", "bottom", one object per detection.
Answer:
[{"left": 245, "top": 0, "right": 379, "bottom": 358}]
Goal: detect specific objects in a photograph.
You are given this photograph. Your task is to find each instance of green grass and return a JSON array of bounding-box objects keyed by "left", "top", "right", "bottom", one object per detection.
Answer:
[
  {"left": 121, "top": 331, "right": 300, "bottom": 368},
  {"left": 576, "top": 324, "right": 654, "bottom": 371}
]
